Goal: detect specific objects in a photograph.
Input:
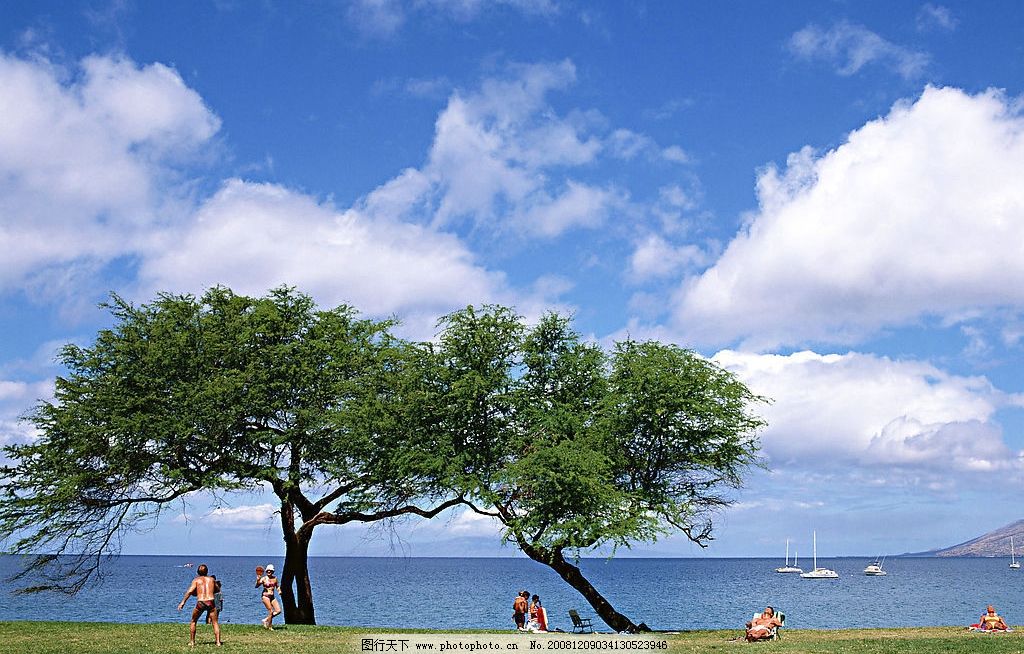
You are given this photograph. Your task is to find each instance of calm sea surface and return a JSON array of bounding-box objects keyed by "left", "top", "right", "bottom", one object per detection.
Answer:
[{"left": 0, "top": 556, "right": 1020, "bottom": 631}]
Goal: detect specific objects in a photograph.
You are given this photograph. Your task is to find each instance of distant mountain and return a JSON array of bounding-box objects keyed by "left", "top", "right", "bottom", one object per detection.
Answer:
[{"left": 914, "top": 519, "right": 1024, "bottom": 557}]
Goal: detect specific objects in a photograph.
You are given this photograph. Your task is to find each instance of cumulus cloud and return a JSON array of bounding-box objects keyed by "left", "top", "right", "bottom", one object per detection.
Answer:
[
  {"left": 425, "top": 60, "right": 623, "bottom": 237},
  {"left": 0, "top": 52, "right": 219, "bottom": 301},
  {"left": 137, "top": 179, "right": 520, "bottom": 325},
  {"left": 417, "top": 60, "right": 696, "bottom": 240},
  {"left": 0, "top": 49, "right": 681, "bottom": 340},
  {"left": 713, "top": 350, "right": 1023, "bottom": 476},
  {"left": 134, "top": 174, "right": 572, "bottom": 340},
  {"left": 385, "top": 59, "right": 685, "bottom": 241},
  {"left": 788, "top": 21, "right": 929, "bottom": 79},
  {"left": 673, "top": 87, "right": 1024, "bottom": 350},
  {"left": 0, "top": 51, "right": 584, "bottom": 334}
]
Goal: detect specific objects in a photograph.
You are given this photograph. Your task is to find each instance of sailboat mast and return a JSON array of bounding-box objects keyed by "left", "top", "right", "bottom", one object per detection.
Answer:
[
  {"left": 813, "top": 531, "right": 818, "bottom": 569},
  {"left": 786, "top": 539, "right": 790, "bottom": 565}
]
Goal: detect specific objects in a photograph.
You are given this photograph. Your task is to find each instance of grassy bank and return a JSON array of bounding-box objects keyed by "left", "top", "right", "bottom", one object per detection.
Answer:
[{"left": 1, "top": 622, "right": 1023, "bottom": 654}]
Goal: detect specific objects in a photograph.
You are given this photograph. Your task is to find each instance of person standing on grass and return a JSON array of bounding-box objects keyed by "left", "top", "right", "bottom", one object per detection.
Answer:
[
  {"left": 178, "top": 563, "right": 222, "bottom": 647},
  {"left": 528, "top": 595, "right": 547, "bottom": 632},
  {"left": 513, "top": 590, "right": 529, "bottom": 631},
  {"left": 256, "top": 563, "right": 282, "bottom": 629},
  {"left": 206, "top": 575, "right": 223, "bottom": 624}
]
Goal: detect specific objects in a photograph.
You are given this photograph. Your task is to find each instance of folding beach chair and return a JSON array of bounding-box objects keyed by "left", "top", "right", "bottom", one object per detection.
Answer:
[{"left": 568, "top": 610, "right": 594, "bottom": 633}]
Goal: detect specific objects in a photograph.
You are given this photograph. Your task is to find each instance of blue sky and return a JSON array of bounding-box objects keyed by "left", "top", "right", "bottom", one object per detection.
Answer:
[{"left": 2, "top": 1, "right": 1024, "bottom": 560}]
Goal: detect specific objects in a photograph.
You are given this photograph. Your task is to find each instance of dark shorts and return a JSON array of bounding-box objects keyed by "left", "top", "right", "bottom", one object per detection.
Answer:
[
  {"left": 195, "top": 599, "right": 217, "bottom": 616},
  {"left": 514, "top": 612, "right": 526, "bottom": 627}
]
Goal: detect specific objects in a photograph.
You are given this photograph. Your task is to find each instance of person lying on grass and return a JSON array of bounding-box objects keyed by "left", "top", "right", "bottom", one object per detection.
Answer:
[{"left": 969, "top": 605, "right": 1011, "bottom": 632}]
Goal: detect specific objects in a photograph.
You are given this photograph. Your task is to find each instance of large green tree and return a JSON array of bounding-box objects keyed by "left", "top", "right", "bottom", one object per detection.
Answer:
[
  {"left": 429, "top": 306, "right": 767, "bottom": 632},
  {"left": 0, "top": 287, "right": 457, "bottom": 624}
]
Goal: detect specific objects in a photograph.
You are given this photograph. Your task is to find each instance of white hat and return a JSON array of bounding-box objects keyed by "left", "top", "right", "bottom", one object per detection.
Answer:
[{"left": 266, "top": 564, "right": 275, "bottom": 572}]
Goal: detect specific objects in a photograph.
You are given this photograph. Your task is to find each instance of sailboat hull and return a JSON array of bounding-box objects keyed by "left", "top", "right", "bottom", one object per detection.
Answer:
[{"left": 800, "top": 568, "right": 839, "bottom": 579}]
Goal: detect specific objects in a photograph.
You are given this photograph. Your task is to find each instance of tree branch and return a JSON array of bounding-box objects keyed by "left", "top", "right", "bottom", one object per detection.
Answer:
[{"left": 296, "top": 496, "right": 465, "bottom": 539}]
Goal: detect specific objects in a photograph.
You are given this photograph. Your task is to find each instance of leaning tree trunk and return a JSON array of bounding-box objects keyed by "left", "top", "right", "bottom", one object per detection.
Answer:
[
  {"left": 278, "top": 502, "right": 317, "bottom": 624},
  {"left": 520, "top": 542, "right": 647, "bottom": 632}
]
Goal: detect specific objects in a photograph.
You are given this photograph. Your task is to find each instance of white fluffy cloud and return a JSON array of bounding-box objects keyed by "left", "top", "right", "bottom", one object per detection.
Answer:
[
  {"left": 0, "top": 52, "right": 584, "bottom": 332},
  {"left": 0, "top": 53, "right": 220, "bottom": 296},
  {"left": 713, "top": 349, "right": 1023, "bottom": 475},
  {"left": 789, "top": 22, "right": 929, "bottom": 79},
  {"left": 137, "top": 179, "right": 518, "bottom": 323},
  {"left": 674, "top": 87, "right": 1024, "bottom": 350},
  {"left": 425, "top": 60, "right": 621, "bottom": 237}
]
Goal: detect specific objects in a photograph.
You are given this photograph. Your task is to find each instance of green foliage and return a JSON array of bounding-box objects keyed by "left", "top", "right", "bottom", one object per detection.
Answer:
[
  {"left": 430, "top": 306, "right": 767, "bottom": 556},
  {"left": 0, "top": 288, "right": 765, "bottom": 618},
  {"left": 0, "top": 287, "right": 439, "bottom": 593}
]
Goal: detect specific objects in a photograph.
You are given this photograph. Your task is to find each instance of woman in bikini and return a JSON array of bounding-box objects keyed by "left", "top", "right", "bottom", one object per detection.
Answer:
[
  {"left": 256, "top": 563, "right": 282, "bottom": 629},
  {"left": 971, "top": 605, "right": 1009, "bottom": 631}
]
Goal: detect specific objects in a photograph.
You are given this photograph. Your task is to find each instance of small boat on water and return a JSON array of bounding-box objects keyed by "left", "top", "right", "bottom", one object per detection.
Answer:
[
  {"left": 775, "top": 539, "right": 803, "bottom": 573},
  {"left": 800, "top": 531, "right": 839, "bottom": 579},
  {"left": 864, "top": 557, "right": 887, "bottom": 576},
  {"left": 1011, "top": 537, "right": 1020, "bottom": 570}
]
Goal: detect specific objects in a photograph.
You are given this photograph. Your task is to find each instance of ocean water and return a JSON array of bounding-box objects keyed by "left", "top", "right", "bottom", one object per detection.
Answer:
[{"left": 0, "top": 556, "right": 1021, "bottom": 631}]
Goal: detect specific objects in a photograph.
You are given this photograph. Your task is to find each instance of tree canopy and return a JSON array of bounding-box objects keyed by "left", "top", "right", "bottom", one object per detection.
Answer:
[
  {"left": 1, "top": 290, "right": 766, "bottom": 631},
  {"left": 427, "top": 306, "right": 766, "bottom": 631},
  {"left": 0, "top": 287, "right": 457, "bottom": 623}
]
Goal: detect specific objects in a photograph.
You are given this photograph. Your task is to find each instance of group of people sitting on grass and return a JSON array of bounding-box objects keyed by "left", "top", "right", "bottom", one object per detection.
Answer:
[{"left": 740, "top": 604, "right": 1013, "bottom": 642}]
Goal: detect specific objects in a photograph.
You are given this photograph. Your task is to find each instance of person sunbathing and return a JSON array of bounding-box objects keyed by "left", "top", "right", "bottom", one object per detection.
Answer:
[
  {"left": 746, "top": 606, "right": 782, "bottom": 642},
  {"left": 970, "top": 605, "right": 1010, "bottom": 631}
]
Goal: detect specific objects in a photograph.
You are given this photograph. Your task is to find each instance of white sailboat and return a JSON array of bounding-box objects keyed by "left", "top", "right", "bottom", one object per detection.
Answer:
[
  {"left": 864, "top": 556, "right": 887, "bottom": 576},
  {"left": 775, "top": 539, "right": 803, "bottom": 573},
  {"left": 1011, "top": 537, "right": 1020, "bottom": 569},
  {"left": 800, "top": 531, "right": 839, "bottom": 579}
]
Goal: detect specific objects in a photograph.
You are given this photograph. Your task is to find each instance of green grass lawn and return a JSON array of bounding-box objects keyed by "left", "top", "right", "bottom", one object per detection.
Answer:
[{"left": 2, "top": 622, "right": 1024, "bottom": 654}]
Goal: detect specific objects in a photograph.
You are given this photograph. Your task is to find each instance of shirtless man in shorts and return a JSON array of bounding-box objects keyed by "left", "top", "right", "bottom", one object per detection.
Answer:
[{"left": 178, "top": 564, "right": 222, "bottom": 647}]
